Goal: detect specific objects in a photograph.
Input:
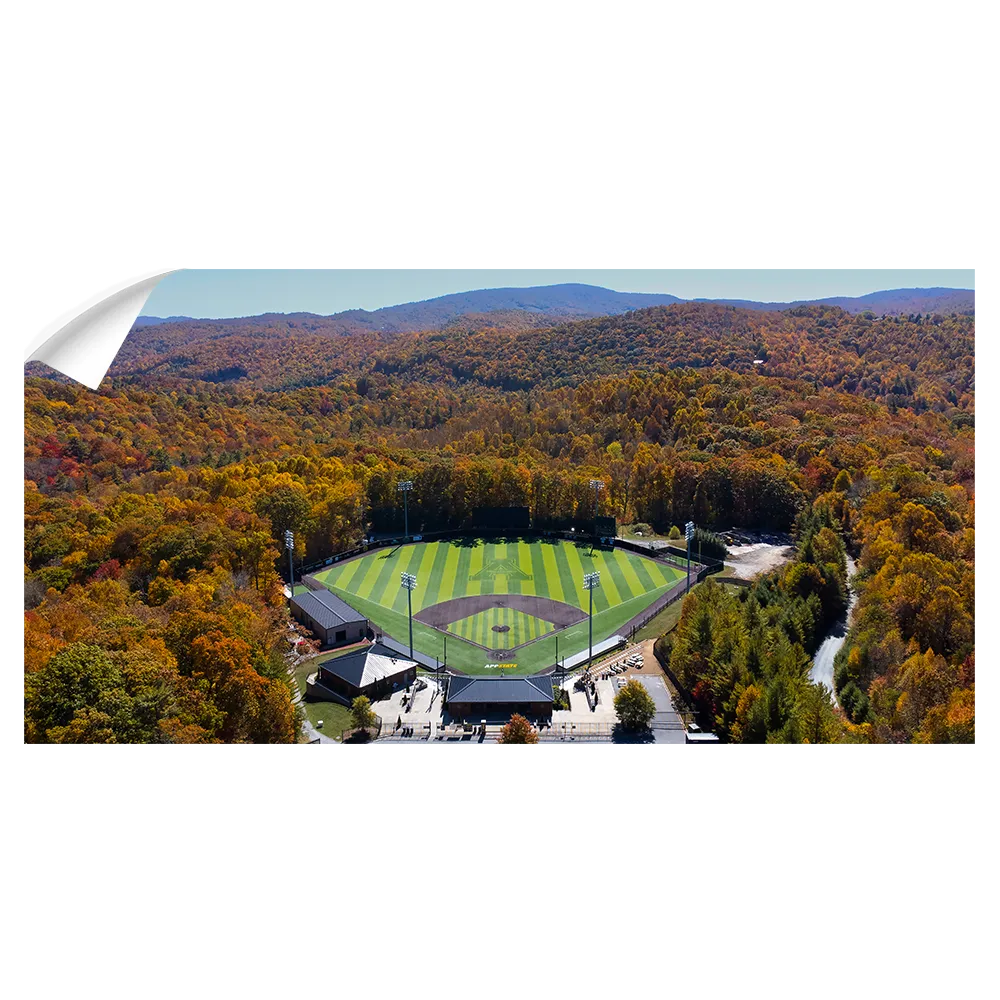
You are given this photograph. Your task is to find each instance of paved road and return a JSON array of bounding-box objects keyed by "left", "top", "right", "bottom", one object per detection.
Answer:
[
  {"left": 614, "top": 674, "right": 686, "bottom": 744},
  {"left": 809, "top": 557, "right": 857, "bottom": 699}
]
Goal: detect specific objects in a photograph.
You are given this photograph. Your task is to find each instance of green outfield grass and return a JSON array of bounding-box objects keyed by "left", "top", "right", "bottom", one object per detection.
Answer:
[{"left": 309, "top": 538, "right": 686, "bottom": 675}]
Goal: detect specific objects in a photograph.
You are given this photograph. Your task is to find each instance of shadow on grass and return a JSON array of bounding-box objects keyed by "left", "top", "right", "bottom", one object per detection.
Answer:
[{"left": 342, "top": 731, "right": 373, "bottom": 744}]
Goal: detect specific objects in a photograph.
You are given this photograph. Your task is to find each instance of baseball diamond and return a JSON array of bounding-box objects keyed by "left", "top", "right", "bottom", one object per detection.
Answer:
[
  {"left": 308, "top": 537, "right": 688, "bottom": 676},
  {"left": 414, "top": 593, "right": 587, "bottom": 628}
]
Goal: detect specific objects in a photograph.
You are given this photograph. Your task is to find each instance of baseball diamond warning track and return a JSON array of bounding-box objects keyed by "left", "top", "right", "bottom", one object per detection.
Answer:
[{"left": 307, "top": 537, "right": 687, "bottom": 676}]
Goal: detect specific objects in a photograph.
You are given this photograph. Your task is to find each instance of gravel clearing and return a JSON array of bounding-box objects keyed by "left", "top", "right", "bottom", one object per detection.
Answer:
[{"left": 724, "top": 541, "right": 795, "bottom": 578}]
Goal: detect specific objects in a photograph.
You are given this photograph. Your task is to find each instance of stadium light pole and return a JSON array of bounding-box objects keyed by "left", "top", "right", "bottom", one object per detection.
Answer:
[
  {"left": 397, "top": 480, "right": 414, "bottom": 540},
  {"left": 440, "top": 633, "right": 447, "bottom": 705},
  {"left": 583, "top": 571, "right": 601, "bottom": 673},
  {"left": 685, "top": 521, "right": 695, "bottom": 592},
  {"left": 589, "top": 479, "right": 604, "bottom": 543},
  {"left": 284, "top": 529, "right": 295, "bottom": 600},
  {"left": 401, "top": 571, "right": 417, "bottom": 659}
]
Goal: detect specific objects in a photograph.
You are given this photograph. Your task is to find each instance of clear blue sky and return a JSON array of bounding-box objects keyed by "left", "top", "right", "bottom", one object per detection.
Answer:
[{"left": 142, "top": 269, "right": 975, "bottom": 319}]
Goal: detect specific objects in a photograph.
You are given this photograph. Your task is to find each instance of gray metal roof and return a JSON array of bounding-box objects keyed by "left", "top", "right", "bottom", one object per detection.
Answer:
[
  {"left": 291, "top": 589, "right": 367, "bottom": 629},
  {"left": 320, "top": 642, "right": 415, "bottom": 690},
  {"left": 446, "top": 675, "right": 554, "bottom": 705}
]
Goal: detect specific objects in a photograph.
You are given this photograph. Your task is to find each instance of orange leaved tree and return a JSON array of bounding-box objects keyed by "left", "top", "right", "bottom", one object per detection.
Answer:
[{"left": 498, "top": 713, "right": 539, "bottom": 744}]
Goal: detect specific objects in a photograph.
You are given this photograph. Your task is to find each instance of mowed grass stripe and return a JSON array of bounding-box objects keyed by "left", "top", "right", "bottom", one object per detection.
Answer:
[
  {"left": 637, "top": 552, "right": 668, "bottom": 588},
  {"left": 410, "top": 542, "right": 438, "bottom": 611},
  {"left": 438, "top": 543, "right": 461, "bottom": 602},
  {"left": 602, "top": 549, "right": 636, "bottom": 604},
  {"left": 616, "top": 549, "right": 648, "bottom": 596},
  {"left": 467, "top": 544, "right": 485, "bottom": 596},
  {"left": 318, "top": 555, "right": 359, "bottom": 596},
  {"left": 420, "top": 542, "right": 451, "bottom": 608},
  {"left": 585, "top": 548, "right": 620, "bottom": 609},
  {"left": 450, "top": 544, "right": 472, "bottom": 603},
  {"left": 336, "top": 555, "right": 372, "bottom": 594},
  {"left": 628, "top": 551, "right": 659, "bottom": 593},
  {"left": 541, "top": 543, "right": 568, "bottom": 604},
  {"left": 569, "top": 545, "right": 611, "bottom": 613},
  {"left": 507, "top": 541, "right": 523, "bottom": 596},
  {"left": 648, "top": 553, "right": 684, "bottom": 588},
  {"left": 317, "top": 557, "right": 352, "bottom": 593},
  {"left": 359, "top": 547, "right": 395, "bottom": 604},
  {"left": 390, "top": 544, "right": 429, "bottom": 613},
  {"left": 519, "top": 541, "right": 537, "bottom": 596},
  {"left": 529, "top": 543, "right": 549, "bottom": 601},
  {"left": 480, "top": 543, "right": 495, "bottom": 596},
  {"left": 355, "top": 549, "right": 402, "bottom": 607},
  {"left": 555, "top": 545, "right": 587, "bottom": 608}
]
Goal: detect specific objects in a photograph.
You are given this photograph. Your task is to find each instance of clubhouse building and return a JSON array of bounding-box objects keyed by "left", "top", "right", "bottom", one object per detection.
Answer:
[
  {"left": 290, "top": 589, "right": 369, "bottom": 648},
  {"left": 445, "top": 675, "right": 554, "bottom": 720},
  {"left": 307, "top": 642, "right": 417, "bottom": 703}
]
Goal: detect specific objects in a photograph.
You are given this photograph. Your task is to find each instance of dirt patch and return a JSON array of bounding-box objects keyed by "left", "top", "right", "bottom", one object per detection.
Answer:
[
  {"left": 414, "top": 594, "right": 587, "bottom": 628},
  {"left": 724, "top": 542, "right": 794, "bottom": 578}
]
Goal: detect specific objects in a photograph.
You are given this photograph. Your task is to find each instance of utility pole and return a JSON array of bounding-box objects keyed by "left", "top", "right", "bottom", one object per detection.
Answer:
[
  {"left": 284, "top": 529, "right": 295, "bottom": 600},
  {"left": 685, "top": 521, "right": 695, "bottom": 592},
  {"left": 401, "top": 571, "right": 417, "bottom": 659},
  {"left": 584, "top": 571, "right": 601, "bottom": 673},
  {"left": 397, "top": 480, "right": 413, "bottom": 540}
]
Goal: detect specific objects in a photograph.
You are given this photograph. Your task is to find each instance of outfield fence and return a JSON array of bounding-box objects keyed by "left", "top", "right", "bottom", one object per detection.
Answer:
[
  {"left": 295, "top": 527, "right": 721, "bottom": 582},
  {"left": 296, "top": 531, "right": 719, "bottom": 675}
]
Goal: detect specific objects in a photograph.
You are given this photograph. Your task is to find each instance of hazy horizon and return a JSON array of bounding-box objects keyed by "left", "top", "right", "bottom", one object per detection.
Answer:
[{"left": 141, "top": 269, "right": 975, "bottom": 320}]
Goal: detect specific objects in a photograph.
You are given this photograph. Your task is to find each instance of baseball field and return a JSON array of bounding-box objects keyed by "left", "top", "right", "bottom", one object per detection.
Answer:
[{"left": 308, "top": 537, "right": 686, "bottom": 676}]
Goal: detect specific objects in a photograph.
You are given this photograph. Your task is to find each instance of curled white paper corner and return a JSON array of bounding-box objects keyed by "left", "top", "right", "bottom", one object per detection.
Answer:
[{"left": 24, "top": 270, "right": 178, "bottom": 390}]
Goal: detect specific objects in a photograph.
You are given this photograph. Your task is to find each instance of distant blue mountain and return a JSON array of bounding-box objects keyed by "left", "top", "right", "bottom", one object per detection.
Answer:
[
  {"left": 133, "top": 315, "right": 194, "bottom": 327},
  {"left": 137, "top": 283, "right": 973, "bottom": 330}
]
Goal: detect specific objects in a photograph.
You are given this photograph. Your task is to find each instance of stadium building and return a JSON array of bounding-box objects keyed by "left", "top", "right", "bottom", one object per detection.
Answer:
[
  {"left": 445, "top": 675, "right": 555, "bottom": 721},
  {"left": 290, "top": 589, "right": 368, "bottom": 648},
  {"left": 307, "top": 642, "right": 417, "bottom": 703}
]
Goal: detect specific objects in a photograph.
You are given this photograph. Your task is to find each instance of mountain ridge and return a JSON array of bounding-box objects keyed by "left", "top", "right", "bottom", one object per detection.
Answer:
[{"left": 137, "top": 282, "right": 974, "bottom": 331}]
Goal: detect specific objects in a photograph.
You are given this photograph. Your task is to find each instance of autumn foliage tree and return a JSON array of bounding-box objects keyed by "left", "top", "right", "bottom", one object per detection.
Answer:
[
  {"left": 614, "top": 679, "right": 657, "bottom": 732},
  {"left": 498, "top": 713, "right": 539, "bottom": 744},
  {"left": 350, "top": 696, "right": 378, "bottom": 736},
  {"left": 24, "top": 298, "right": 973, "bottom": 743}
]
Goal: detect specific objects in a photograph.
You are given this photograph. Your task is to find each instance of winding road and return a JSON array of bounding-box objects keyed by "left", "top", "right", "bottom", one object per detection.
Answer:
[{"left": 809, "top": 557, "right": 857, "bottom": 699}]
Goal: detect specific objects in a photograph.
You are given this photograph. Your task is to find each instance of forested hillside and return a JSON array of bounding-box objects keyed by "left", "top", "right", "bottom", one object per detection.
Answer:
[{"left": 24, "top": 299, "right": 974, "bottom": 742}]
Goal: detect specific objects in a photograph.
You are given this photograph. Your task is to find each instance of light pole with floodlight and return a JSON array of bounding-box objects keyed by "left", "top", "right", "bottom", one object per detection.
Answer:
[
  {"left": 401, "top": 571, "right": 417, "bottom": 658},
  {"left": 584, "top": 571, "right": 601, "bottom": 673},
  {"left": 589, "top": 479, "right": 605, "bottom": 543},
  {"left": 685, "top": 521, "right": 695, "bottom": 592},
  {"left": 284, "top": 529, "right": 295, "bottom": 600},
  {"left": 397, "top": 480, "right": 413, "bottom": 540}
]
